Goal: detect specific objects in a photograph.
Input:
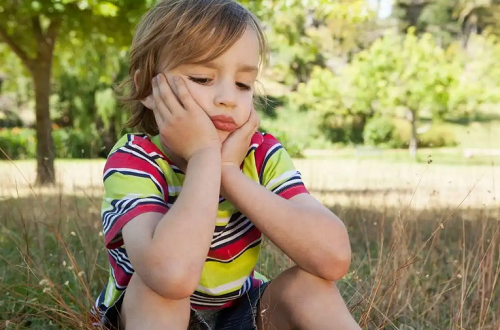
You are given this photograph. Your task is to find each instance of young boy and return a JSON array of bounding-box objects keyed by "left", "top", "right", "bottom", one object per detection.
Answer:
[{"left": 93, "top": 1, "right": 361, "bottom": 329}]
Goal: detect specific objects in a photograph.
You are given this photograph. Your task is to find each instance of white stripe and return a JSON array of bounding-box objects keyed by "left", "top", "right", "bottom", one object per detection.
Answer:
[
  {"left": 248, "top": 143, "right": 259, "bottom": 151},
  {"left": 168, "top": 185, "right": 182, "bottom": 194},
  {"left": 121, "top": 145, "right": 163, "bottom": 174},
  {"left": 191, "top": 293, "right": 237, "bottom": 302},
  {"left": 109, "top": 249, "right": 134, "bottom": 274},
  {"left": 214, "top": 218, "right": 250, "bottom": 242},
  {"left": 264, "top": 143, "right": 281, "bottom": 161},
  {"left": 103, "top": 196, "right": 164, "bottom": 233},
  {"left": 272, "top": 178, "right": 303, "bottom": 194},
  {"left": 211, "top": 221, "right": 254, "bottom": 248},
  {"left": 265, "top": 170, "right": 299, "bottom": 189},
  {"left": 189, "top": 299, "right": 226, "bottom": 307},
  {"left": 207, "top": 237, "right": 261, "bottom": 262},
  {"left": 196, "top": 276, "right": 248, "bottom": 295}
]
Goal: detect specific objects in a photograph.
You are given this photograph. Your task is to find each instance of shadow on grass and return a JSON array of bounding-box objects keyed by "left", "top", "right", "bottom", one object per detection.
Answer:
[{"left": 1, "top": 193, "right": 499, "bottom": 329}]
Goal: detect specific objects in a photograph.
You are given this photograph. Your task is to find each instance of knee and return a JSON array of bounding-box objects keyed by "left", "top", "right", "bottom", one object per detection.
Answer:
[
  {"left": 282, "top": 266, "right": 336, "bottom": 295},
  {"left": 278, "top": 267, "right": 341, "bottom": 310}
]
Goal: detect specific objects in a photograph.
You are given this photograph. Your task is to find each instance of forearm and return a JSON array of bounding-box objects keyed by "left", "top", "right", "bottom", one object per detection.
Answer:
[
  {"left": 221, "top": 166, "right": 351, "bottom": 280},
  {"left": 151, "top": 148, "right": 221, "bottom": 285}
]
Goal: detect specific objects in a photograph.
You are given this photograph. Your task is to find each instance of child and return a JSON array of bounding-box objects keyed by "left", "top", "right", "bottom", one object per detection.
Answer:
[{"left": 93, "top": 0, "right": 361, "bottom": 329}]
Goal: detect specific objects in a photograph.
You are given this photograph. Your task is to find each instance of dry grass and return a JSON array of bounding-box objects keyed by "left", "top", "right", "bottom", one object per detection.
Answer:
[{"left": 1, "top": 159, "right": 499, "bottom": 329}]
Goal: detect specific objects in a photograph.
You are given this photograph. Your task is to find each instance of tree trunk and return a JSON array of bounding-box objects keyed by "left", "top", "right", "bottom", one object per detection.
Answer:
[
  {"left": 33, "top": 63, "right": 55, "bottom": 185},
  {"left": 409, "top": 110, "right": 418, "bottom": 159}
]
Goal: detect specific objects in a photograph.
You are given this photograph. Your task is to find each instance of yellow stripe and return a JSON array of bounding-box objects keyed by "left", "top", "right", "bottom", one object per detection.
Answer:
[{"left": 198, "top": 244, "right": 261, "bottom": 294}]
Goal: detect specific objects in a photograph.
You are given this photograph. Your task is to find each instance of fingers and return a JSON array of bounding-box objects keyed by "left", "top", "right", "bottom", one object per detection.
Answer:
[
  {"left": 154, "top": 73, "right": 187, "bottom": 115},
  {"left": 230, "top": 107, "right": 260, "bottom": 141},
  {"left": 249, "top": 107, "right": 260, "bottom": 131},
  {"left": 242, "top": 107, "right": 260, "bottom": 135},
  {"left": 174, "top": 76, "right": 202, "bottom": 113},
  {"left": 151, "top": 74, "right": 167, "bottom": 122}
]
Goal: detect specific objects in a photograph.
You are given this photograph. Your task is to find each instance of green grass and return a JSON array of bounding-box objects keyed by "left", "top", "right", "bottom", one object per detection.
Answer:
[{"left": 304, "top": 147, "right": 500, "bottom": 166}]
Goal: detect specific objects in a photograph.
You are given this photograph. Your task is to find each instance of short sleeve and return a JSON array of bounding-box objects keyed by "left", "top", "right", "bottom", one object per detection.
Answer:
[
  {"left": 101, "top": 136, "right": 169, "bottom": 249},
  {"left": 254, "top": 133, "right": 309, "bottom": 200}
]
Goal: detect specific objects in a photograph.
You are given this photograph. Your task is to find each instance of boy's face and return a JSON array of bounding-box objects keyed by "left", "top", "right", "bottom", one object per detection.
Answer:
[{"left": 164, "top": 28, "right": 260, "bottom": 142}]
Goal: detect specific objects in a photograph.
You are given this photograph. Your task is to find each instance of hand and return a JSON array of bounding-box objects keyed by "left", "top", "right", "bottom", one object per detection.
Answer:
[
  {"left": 221, "top": 107, "right": 261, "bottom": 169},
  {"left": 151, "top": 74, "right": 220, "bottom": 162}
]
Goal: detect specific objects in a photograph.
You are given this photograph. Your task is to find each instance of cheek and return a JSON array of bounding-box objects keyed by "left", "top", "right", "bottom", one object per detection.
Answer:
[
  {"left": 238, "top": 94, "right": 253, "bottom": 122},
  {"left": 184, "top": 83, "right": 211, "bottom": 111}
]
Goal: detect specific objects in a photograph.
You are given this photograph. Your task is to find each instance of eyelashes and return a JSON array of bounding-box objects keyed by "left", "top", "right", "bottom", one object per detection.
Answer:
[{"left": 188, "top": 76, "right": 252, "bottom": 91}]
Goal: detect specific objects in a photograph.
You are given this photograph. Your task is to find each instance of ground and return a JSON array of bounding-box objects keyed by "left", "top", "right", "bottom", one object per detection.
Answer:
[{"left": 1, "top": 158, "right": 499, "bottom": 329}]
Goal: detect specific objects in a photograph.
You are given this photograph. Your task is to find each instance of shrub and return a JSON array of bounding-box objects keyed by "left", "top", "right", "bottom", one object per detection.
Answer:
[
  {"left": 0, "top": 127, "right": 36, "bottom": 159},
  {"left": 0, "top": 127, "right": 104, "bottom": 160},
  {"left": 362, "top": 118, "right": 457, "bottom": 149},
  {"left": 419, "top": 125, "right": 457, "bottom": 148},
  {"left": 363, "top": 116, "right": 397, "bottom": 147}
]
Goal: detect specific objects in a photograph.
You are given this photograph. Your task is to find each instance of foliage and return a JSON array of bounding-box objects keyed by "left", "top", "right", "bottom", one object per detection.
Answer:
[
  {"left": 362, "top": 117, "right": 457, "bottom": 149},
  {"left": 0, "top": 127, "right": 104, "bottom": 160},
  {"left": 363, "top": 116, "right": 397, "bottom": 148},
  {"left": 0, "top": 127, "right": 36, "bottom": 159},
  {"left": 241, "top": 0, "right": 377, "bottom": 89}
]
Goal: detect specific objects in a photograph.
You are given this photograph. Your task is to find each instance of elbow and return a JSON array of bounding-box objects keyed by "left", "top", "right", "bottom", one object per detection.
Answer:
[
  {"left": 318, "top": 238, "right": 352, "bottom": 281},
  {"left": 322, "top": 253, "right": 351, "bottom": 281},
  {"left": 141, "top": 261, "right": 200, "bottom": 300}
]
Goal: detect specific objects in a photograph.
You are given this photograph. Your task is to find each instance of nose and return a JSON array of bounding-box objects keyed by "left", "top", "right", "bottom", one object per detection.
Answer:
[{"left": 214, "top": 80, "right": 237, "bottom": 109}]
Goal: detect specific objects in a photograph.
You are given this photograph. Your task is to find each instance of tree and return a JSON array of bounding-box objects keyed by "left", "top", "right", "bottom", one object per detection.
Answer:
[
  {"left": 0, "top": 0, "right": 150, "bottom": 184},
  {"left": 346, "top": 29, "right": 460, "bottom": 158},
  {"left": 240, "top": 0, "right": 377, "bottom": 91},
  {"left": 291, "top": 28, "right": 473, "bottom": 156}
]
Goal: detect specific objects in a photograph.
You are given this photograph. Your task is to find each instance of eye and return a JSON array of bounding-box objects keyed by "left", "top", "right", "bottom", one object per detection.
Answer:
[
  {"left": 236, "top": 82, "right": 252, "bottom": 91},
  {"left": 188, "top": 77, "right": 212, "bottom": 85}
]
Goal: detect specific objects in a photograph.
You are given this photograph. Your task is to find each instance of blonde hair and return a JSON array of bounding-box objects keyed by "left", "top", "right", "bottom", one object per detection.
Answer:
[{"left": 119, "top": 0, "right": 268, "bottom": 136}]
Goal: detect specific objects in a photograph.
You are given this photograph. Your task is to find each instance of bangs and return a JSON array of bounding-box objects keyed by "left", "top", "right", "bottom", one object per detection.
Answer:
[{"left": 159, "top": 0, "right": 267, "bottom": 71}]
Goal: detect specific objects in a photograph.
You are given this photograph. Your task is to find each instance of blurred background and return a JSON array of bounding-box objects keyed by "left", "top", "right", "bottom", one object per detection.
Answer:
[{"left": 1, "top": 1, "right": 500, "bottom": 329}]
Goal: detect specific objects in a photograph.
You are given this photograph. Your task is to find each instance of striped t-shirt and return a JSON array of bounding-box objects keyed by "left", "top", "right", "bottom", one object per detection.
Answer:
[{"left": 93, "top": 132, "right": 309, "bottom": 322}]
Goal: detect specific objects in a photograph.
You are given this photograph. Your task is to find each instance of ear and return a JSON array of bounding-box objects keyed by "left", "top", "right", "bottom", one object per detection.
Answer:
[{"left": 134, "top": 70, "right": 156, "bottom": 110}]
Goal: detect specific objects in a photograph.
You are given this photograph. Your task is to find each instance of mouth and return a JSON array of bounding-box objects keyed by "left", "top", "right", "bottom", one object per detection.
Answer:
[{"left": 210, "top": 115, "right": 237, "bottom": 132}]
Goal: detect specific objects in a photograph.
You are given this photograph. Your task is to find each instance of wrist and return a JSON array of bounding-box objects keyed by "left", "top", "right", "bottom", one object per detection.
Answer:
[
  {"left": 187, "top": 147, "right": 221, "bottom": 171},
  {"left": 220, "top": 164, "right": 242, "bottom": 196}
]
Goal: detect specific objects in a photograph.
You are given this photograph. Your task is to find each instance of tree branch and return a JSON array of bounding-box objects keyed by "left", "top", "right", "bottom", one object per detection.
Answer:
[
  {"left": 45, "top": 17, "right": 62, "bottom": 51},
  {"left": 0, "top": 24, "right": 32, "bottom": 67},
  {"left": 32, "top": 16, "right": 44, "bottom": 42}
]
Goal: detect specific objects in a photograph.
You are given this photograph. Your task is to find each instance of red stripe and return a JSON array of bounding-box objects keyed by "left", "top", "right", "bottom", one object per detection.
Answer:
[
  {"left": 208, "top": 226, "right": 262, "bottom": 260},
  {"left": 191, "top": 299, "right": 236, "bottom": 310},
  {"left": 279, "top": 185, "right": 309, "bottom": 200},
  {"left": 253, "top": 133, "right": 280, "bottom": 177},
  {"left": 108, "top": 254, "right": 132, "bottom": 287},
  {"left": 105, "top": 204, "right": 169, "bottom": 249},
  {"left": 130, "top": 135, "right": 167, "bottom": 156},
  {"left": 105, "top": 151, "right": 168, "bottom": 193}
]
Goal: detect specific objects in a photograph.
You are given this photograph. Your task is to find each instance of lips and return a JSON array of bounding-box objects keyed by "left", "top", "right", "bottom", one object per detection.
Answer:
[{"left": 210, "top": 115, "right": 237, "bottom": 132}]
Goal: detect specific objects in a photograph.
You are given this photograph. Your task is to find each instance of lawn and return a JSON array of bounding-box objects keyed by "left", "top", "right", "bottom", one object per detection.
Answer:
[{"left": 1, "top": 159, "right": 499, "bottom": 329}]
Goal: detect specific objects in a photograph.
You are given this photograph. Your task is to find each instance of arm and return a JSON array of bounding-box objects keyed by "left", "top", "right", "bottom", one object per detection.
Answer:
[
  {"left": 122, "top": 148, "right": 221, "bottom": 299},
  {"left": 220, "top": 134, "right": 352, "bottom": 281}
]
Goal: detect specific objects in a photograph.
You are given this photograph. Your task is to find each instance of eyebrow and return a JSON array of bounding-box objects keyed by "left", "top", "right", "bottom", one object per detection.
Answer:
[{"left": 202, "top": 62, "right": 258, "bottom": 73}]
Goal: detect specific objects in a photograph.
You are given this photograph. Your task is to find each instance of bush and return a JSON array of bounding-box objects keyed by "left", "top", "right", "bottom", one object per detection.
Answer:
[
  {"left": 53, "top": 128, "right": 104, "bottom": 159},
  {"left": 0, "top": 128, "right": 36, "bottom": 159},
  {"left": 419, "top": 125, "right": 457, "bottom": 148},
  {"left": 362, "top": 118, "right": 457, "bottom": 149},
  {"left": 363, "top": 116, "right": 397, "bottom": 147},
  {"left": 0, "top": 127, "right": 104, "bottom": 160}
]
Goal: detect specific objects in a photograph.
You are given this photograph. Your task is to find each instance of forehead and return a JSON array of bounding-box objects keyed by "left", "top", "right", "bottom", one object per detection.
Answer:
[{"left": 209, "top": 28, "right": 260, "bottom": 69}]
